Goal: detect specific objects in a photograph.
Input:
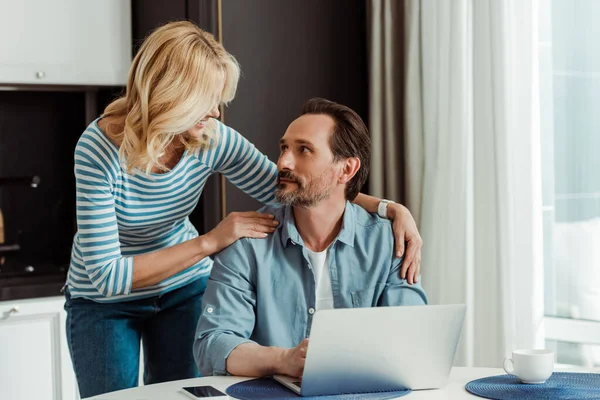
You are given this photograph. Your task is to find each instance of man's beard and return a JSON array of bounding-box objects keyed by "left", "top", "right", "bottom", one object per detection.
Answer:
[{"left": 275, "top": 169, "right": 335, "bottom": 208}]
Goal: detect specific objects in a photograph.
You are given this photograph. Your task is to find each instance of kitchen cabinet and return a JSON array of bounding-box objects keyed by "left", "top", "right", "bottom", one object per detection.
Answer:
[
  {"left": 0, "top": 296, "right": 78, "bottom": 400},
  {"left": 0, "top": 0, "right": 131, "bottom": 86}
]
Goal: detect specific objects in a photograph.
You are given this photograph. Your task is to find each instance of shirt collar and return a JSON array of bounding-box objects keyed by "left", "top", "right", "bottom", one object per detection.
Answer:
[
  {"left": 279, "top": 201, "right": 355, "bottom": 248},
  {"left": 280, "top": 205, "right": 302, "bottom": 247}
]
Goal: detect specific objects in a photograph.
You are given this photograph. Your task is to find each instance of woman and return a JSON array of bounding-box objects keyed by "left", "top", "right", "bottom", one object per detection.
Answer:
[{"left": 64, "top": 21, "right": 423, "bottom": 398}]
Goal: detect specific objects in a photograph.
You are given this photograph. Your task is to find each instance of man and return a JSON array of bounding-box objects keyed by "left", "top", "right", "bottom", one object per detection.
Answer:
[{"left": 194, "top": 98, "right": 427, "bottom": 378}]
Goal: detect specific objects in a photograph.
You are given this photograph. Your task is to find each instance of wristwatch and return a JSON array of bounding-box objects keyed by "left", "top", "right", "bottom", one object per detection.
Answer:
[{"left": 377, "top": 199, "right": 395, "bottom": 219}]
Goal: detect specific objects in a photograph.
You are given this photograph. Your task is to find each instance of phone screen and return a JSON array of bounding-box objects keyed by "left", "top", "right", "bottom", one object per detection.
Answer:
[{"left": 182, "top": 386, "right": 226, "bottom": 398}]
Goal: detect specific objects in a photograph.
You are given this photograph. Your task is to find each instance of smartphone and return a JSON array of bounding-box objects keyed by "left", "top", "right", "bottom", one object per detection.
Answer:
[{"left": 180, "top": 386, "right": 227, "bottom": 399}]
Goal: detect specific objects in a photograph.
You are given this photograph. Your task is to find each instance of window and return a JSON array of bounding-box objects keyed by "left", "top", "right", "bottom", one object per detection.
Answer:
[{"left": 540, "top": 0, "right": 600, "bottom": 368}]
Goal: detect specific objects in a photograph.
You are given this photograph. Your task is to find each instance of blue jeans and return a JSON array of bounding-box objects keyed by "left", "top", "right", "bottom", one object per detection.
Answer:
[{"left": 65, "top": 277, "right": 207, "bottom": 398}]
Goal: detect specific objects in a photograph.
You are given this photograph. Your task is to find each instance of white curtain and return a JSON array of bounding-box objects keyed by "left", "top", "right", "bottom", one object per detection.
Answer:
[{"left": 371, "top": 0, "right": 545, "bottom": 367}]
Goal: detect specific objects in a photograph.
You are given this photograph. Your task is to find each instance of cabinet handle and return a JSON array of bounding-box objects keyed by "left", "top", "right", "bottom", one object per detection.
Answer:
[
  {"left": 9, "top": 305, "right": 19, "bottom": 315},
  {"left": 35, "top": 71, "right": 46, "bottom": 79}
]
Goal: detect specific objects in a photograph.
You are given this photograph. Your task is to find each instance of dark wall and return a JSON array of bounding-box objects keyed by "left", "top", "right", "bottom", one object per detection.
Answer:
[
  {"left": 132, "top": 0, "right": 217, "bottom": 51},
  {"left": 132, "top": 0, "right": 187, "bottom": 36},
  {"left": 221, "top": 0, "right": 369, "bottom": 213}
]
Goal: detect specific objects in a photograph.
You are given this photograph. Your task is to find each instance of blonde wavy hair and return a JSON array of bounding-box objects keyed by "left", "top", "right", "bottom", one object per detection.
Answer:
[{"left": 103, "top": 21, "right": 240, "bottom": 173}]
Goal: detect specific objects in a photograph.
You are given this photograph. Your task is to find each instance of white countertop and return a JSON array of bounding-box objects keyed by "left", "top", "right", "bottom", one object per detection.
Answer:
[{"left": 88, "top": 367, "right": 506, "bottom": 400}]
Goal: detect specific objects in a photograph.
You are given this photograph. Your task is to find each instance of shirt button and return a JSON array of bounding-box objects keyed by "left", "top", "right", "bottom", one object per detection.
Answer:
[
  {"left": 308, "top": 308, "right": 315, "bottom": 315},
  {"left": 207, "top": 307, "right": 214, "bottom": 313}
]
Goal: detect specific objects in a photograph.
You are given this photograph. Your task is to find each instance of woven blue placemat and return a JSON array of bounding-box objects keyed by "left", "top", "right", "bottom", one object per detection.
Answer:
[
  {"left": 226, "top": 378, "right": 411, "bottom": 400},
  {"left": 465, "top": 372, "right": 600, "bottom": 399}
]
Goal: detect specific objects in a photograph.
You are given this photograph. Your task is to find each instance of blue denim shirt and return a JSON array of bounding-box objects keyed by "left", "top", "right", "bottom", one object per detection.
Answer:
[{"left": 194, "top": 202, "right": 428, "bottom": 376}]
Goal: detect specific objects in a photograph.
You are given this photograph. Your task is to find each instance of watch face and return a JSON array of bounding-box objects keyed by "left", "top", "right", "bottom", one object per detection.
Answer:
[{"left": 378, "top": 200, "right": 390, "bottom": 218}]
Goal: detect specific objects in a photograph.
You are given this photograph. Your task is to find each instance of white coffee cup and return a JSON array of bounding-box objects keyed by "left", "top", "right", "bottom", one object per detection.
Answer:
[{"left": 503, "top": 349, "right": 554, "bottom": 384}]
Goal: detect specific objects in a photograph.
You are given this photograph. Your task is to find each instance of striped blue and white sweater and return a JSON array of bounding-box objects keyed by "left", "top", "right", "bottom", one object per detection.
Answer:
[{"left": 67, "top": 118, "right": 277, "bottom": 302}]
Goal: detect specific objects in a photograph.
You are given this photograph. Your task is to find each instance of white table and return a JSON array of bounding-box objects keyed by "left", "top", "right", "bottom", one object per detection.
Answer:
[{"left": 87, "top": 367, "right": 510, "bottom": 400}]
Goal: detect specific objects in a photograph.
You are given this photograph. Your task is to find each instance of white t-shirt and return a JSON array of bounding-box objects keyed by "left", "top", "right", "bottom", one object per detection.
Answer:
[{"left": 306, "top": 247, "right": 334, "bottom": 311}]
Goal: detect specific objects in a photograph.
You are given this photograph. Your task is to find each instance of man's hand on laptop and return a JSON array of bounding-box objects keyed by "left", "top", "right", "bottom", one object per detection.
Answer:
[{"left": 277, "top": 338, "right": 309, "bottom": 378}]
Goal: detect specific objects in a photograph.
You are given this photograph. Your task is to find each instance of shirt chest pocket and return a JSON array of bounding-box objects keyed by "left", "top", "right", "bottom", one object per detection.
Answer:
[{"left": 350, "top": 284, "right": 384, "bottom": 307}]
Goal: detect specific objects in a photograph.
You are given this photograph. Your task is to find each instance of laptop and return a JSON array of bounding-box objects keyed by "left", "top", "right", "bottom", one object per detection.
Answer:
[{"left": 274, "top": 304, "right": 466, "bottom": 397}]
